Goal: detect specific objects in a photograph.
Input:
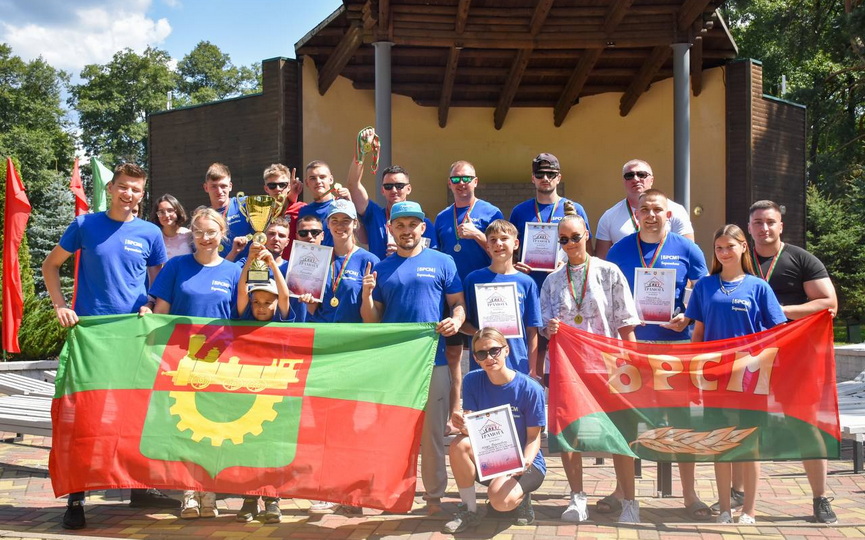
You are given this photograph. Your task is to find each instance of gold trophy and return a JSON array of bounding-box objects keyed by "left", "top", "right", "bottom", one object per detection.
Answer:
[{"left": 236, "top": 193, "right": 285, "bottom": 284}]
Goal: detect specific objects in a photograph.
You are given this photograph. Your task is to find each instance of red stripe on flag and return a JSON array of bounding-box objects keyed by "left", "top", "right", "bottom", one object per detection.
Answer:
[
  {"left": 2, "top": 158, "right": 32, "bottom": 354},
  {"left": 69, "top": 158, "right": 88, "bottom": 308},
  {"left": 549, "top": 311, "right": 840, "bottom": 440},
  {"left": 49, "top": 390, "right": 423, "bottom": 512}
]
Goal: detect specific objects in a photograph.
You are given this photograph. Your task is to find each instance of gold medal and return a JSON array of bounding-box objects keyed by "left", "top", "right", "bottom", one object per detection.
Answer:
[
  {"left": 574, "top": 314, "right": 583, "bottom": 324},
  {"left": 454, "top": 243, "right": 462, "bottom": 253},
  {"left": 330, "top": 297, "right": 339, "bottom": 308}
]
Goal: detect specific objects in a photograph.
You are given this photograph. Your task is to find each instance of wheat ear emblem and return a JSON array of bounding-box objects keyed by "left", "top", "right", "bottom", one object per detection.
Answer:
[{"left": 629, "top": 426, "right": 758, "bottom": 455}]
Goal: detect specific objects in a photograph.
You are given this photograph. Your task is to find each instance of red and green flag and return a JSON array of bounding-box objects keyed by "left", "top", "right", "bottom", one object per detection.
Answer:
[
  {"left": 548, "top": 310, "right": 840, "bottom": 462},
  {"left": 49, "top": 315, "right": 437, "bottom": 512}
]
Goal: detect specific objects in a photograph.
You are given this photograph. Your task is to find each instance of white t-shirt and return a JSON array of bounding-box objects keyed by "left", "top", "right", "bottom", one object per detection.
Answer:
[{"left": 595, "top": 198, "right": 693, "bottom": 244}]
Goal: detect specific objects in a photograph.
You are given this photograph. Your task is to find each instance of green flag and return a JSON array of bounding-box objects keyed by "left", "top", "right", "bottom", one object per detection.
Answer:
[{"left": 90, "top": 157, "right": 112, "bottom": 212}]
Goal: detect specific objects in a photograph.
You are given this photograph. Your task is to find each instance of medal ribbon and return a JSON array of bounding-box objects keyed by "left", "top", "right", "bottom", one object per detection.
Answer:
[
  {"left": 452, "top": 199, "right": 477, "bottom": 246},
  {"left": 330, "top": 247, "right": 358, "bottom": 300},
  {"left": 624, "top": 199, "right": 639, "bottom": 232},
  {"left": 636, "top": 233, "right": 667, "bottom": 269},
  {"left": 566, "top": 257, "right": 591, "bottom": 311},
  {"left": 533, "top": 198, "right": 561, "bottom": 223},
  {"left": 355, "top": 126, "right": 380, "bottom": 174},
  {"left": 753, "top": 243, "right": 784, "bottom": 282}
]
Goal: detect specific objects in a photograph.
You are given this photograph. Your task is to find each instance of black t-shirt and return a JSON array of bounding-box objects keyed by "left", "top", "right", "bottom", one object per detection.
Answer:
[{"left": 755, "top": 243, "right": 829, "bottom": 306}]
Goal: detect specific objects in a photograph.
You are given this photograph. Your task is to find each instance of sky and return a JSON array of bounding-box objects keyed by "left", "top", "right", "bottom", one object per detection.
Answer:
[{"left": 0, "top": 0, "right": 343, "bottom": 77}]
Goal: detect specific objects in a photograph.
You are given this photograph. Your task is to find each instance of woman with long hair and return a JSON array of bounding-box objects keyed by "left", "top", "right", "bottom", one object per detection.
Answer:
[{"left": 685, "top": 224, "right": 786, "bottom": 524}]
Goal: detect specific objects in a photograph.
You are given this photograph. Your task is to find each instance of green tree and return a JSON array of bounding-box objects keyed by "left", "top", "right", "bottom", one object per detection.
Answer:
[
  {"left": 175, "top": 41, "right": 261, "bottom": 105},
  {"left": 806, "top": 185, "right": 865, "bottom": 322},
  {"left": 0, "top": 43, "right": 75, "bottom": 202},
  {"left": 70, "top": 47, "right": 175, "bottom": 165}
]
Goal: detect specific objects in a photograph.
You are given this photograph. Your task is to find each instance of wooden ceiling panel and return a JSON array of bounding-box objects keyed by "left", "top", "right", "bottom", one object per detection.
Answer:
[{"left": 296, "top": 0, "right": 737, "bottom": 125}]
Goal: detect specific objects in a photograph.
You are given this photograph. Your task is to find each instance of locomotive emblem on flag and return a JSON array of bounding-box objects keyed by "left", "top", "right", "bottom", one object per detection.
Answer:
[{"left": 141, "top": 324, "right": 314, "bottom": 477}]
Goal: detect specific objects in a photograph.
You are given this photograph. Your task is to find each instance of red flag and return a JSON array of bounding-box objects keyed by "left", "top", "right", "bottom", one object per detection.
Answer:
[
  {"left": 548, "top": 311, "right": 840, "bottom": 462},
  {"left": 2, "top": 158, "right": 32, "bottom": 354},
  {"left": 69, "top": 158, "right": 88, "bottom": 307}
]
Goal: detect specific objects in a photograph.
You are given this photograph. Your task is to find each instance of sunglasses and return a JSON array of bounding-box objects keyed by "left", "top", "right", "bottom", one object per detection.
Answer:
[
  {"left": 533, "top": 172, "right": 558, "bottom": 180},
  {"left": 449, "top": 176, "right": 475, "bottom": 184},
  {"left": 473, "top": 346, "right": 505, "bottom": 360},
  {"left": 383, "top": 183, "right": 409, "bottom": 191},
  {"left": 297, "top": 229, "right": 323, "bottom": 238},
  {"left": 266, "top": 182, "right": 289, "bottom": 190},
  {"left": 623, "top": 171, "right": 652, "bottom": 180},
  {"left": 559, "top": 233, "right": 585, "bottom": 245}
]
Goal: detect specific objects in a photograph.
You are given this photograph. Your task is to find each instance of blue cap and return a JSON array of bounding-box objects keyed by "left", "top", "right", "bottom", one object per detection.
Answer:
[
  {"left": 326, "top": 198, "right": 357, "bottom": 220},
  {"left": 390, "top": 201, "right": 425, "bottom": 221}
]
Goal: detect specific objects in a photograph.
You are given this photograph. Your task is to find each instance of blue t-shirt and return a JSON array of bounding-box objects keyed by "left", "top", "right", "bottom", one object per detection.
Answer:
[
  {"left": 509, "top": 198, "right": 591, "bottom": 289},
  {"left": 462, "top": 370, "right": 547, "bottom": 474},
  {"left": 685, "top": 274, "right": 786, "bottom": 342},
  {"left": 359, "top": 200, "right": 437, "bottom": 260},
  {"left": 607, "top": 232, "right": 708, "bottom": 341},
  {"left": 434, "top": 199, "right": 504, "bottom": 281},
  {"left": 298, "top": 199, "right": 335, "bottom": 246},
  {"left": 238, "top": 303, "right": 295, "bottom": 322},
  {"left": 308, "top": 248, "right": 380, "bottom": 323},
  {"left": 463, "top": 268, "right": 542, "bottom": 374},
  {"left": 216, "top": 197, "right": 254, "bottom": 260},
  {"left": 150, "top": 254, "right": 241, "bottom": 319},
  {"left": 290, "top": 298, "right": 308, "bottom": 323},
  {"left": 58, "top": 213, "right": 167, "bottom": 316},
  {"left": 372, "top": 249, "right": 463, "bottom": 366}
]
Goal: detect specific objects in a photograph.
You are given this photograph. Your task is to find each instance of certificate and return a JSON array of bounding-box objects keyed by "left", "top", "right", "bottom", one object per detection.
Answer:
[
  {"left": 465, "top": 405, "right": 525, "bottom": 481},
  {"left": 520, "top": 222, "right": 558, "bottom": 272},
  {"left": 286, "top": 242, "right": 333, "bottom": 302},
  {"left": 474, "top": 282, "right": 523, "bottom": 339},
  {"left": 634, "top": 268, "right": 676, "bottom": 324}
]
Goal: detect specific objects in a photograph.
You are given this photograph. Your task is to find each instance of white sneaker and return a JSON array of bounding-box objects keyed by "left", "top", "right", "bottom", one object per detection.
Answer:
[
  {"left": 308, "top": 501, "right": 340, "bottom": 514},
  {"left": 199, "top": 491, "right": 218, "bottom": 518},
  {"left": 180, "top": 491, "right": 200, "bottom": 519},
  {"left": 717, "top": 511, "right": 733, "bottom": 523},
  {"left": 618, "top": 499, "right": 640, "bottom": 523},
  {"left": 561, "top": 492, "right": 588, "bottom": 522},
  {"left": 738, "top": 513, "right": 756, "bottom": 524}
]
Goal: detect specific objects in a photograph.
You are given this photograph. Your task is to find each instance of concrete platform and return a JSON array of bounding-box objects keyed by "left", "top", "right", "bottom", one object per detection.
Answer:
[{"left": 2, "top": 433, "right": 864, "bottom": 539}]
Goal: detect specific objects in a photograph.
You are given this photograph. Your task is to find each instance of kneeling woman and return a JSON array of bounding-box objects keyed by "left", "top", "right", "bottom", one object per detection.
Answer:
[{"left": 444, "top": 328, "right": 546, "bottom": 534}]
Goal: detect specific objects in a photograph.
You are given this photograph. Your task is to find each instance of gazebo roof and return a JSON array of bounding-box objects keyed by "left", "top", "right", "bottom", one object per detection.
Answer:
[{"left": 295, "top": 0, "right": 737, "bottom": 128}]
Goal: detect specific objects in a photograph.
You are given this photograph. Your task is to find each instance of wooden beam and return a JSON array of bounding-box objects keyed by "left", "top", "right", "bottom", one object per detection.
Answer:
[
  {"left": 619, "top": 45, "right": 670, "bottom": 116},
  {"left": 529, "top": 0, "right": 555, "bottom": 35},
  {"left": 438, "top": 47, "right": 461, "bottom": 128},
  {"left": 318, "top": 24, "right": 363, "bottom": 96},
  {"left": 602, "top": 0, "right": 636, "bottom": 34},
  {"left": 691, "top": 35, "right": 703, "bottom": 96},
  {"left": 678, "top": 0, "right": 712, "bottom": 31},
  {"left": 455, "top": 0, "right": 471, "bottom": 33},
  {"left": 554, "top": 49, "right": 602, "bottom": 127},
  {"left": 383, "top": 31, "right": 676, "bottom": 49},
  {"left": 378, "top": 0, "right": 390, "bottom": 33},
  {"left": 494, "top": 48, "right": 533, "bottom": 130}
]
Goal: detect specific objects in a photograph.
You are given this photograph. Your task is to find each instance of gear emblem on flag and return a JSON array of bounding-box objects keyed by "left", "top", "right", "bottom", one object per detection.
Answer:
[{"left": 168, "top": 391, "right": 281, "bottom": 446}]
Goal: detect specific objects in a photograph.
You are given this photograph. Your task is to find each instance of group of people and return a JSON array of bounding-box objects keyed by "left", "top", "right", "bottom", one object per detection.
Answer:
[{"left": 42, "top": 128, "right": 838, "bottom": 532}]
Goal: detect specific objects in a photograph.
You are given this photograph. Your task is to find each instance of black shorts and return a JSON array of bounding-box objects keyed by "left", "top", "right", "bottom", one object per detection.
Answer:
[
  {"left": 445, "top": 333, "right": 469, "bottom": 347},
  {"left": 477, "top": 463, "right": 545, "bottom": 494}
]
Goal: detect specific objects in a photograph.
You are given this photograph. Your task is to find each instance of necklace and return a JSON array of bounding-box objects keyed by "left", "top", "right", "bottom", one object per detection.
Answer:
[
  {"left": 636, "top": 233, "right": 667, "bottom": 268},
  {"left": 718, "top": 274, "right": 746, "bottom": 295},
  {"left": 752, "top": 243, "right": 784, "bottom": 282},
  {"left": 533, "top": 198, "right": 561, "bottom": 223},
  {"left": 566, "top": 257, "right": 591, "bottom": 324}
]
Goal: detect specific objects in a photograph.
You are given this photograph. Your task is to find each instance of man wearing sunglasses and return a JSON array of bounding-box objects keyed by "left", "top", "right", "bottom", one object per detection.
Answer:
[
  {"left": 594, "top": 159, "right": 694, "bottom": 259},
  {"left": 434, "top": 160, "right": 505, "bottom": 428},
  {"left": 288, "top": 215, "right": 325, "bottom": 322},
  {"left": 262, "top": 163, "right": 306, "bottom": 258},
  {"left": 510, "top": 153, "right": 592, "bottom": 377},
  {"left": 346, "top": 151, "right": 437, "bottom": 259}
]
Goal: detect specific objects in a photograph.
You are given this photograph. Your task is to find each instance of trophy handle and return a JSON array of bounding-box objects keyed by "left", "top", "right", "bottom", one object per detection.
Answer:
[{"left": 235, "top": 193, "right": 249, "bottom": 220}]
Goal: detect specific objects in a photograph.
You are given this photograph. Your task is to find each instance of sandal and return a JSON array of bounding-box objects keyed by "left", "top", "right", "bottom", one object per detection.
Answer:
[
  {"left": 595, "top": 494, "right": 622, "bottom": 514},
  {"left": 685, "top": 500, "right": 712, "bottom": 521}
]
